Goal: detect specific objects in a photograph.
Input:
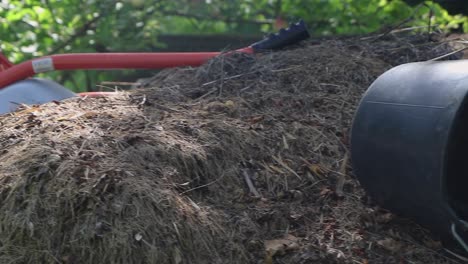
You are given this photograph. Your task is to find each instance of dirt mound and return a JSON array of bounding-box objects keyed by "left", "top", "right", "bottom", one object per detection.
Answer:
[{"left": 0, "top": 32, "right": 463, "bottom": 264}]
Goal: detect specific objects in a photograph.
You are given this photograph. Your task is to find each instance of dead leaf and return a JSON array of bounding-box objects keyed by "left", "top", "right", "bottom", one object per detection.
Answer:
[
  {"left": 61, "top": 256, "right": 71, "bottom": 263},
  {"left": 14, "top": 105, "right": 41, "bottom": 116},
  {"left": 248, "top": 115, "right": 264, "bottom": 124},
  {"left": 326, "top": 247, "right": 345, "bottom": 258},
  {"left": 264, "top": 252, "right": 273, "bottom": 264},
  {"left": 224, "top": 100, "right": 235, "bottom": 108},
  {"left": 377, "top": 238, "right": 402, "bottom": 252},
  {"left": 269, "top": 165, "right": 285, "bottom": 174},
  {"left": 375, "top": 212, "right": 394, "bottom": 224},
  {"left": 320, "top": 187, "right": 334, "bottom": 197},
  {"left": 423, "top": 238, "right": 442, "bottom": 249},
  {"left": 307, "top": 164, "right": 325, "bottom": 178},
  {"left": 264, "top": 234, "right": 300, "bottom": 257},
  {"left": 134, "top": 233, "right": 143, "bottom": 241},
  {"left": 284, "top": 132, "right": 297, "bottom": 140},
  {"left": 205, "top": 101, "right": 228, "bottom": 112},
  {"left": 272, "top": 155, "right": 301, "bottom": 179},
  {"left": 301, "top": 158, "right": 326, "bottom": 179},
  {"left": 272, "top": 98, "right": 283, "bottom": 107},
  {"left": 83, "top": 111, "right": 98, "bottom": 119}
]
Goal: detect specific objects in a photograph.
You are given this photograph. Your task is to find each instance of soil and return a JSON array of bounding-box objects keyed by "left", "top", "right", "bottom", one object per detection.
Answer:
[{"left": 0, "top": 32, "right": 466, "bottom": 264}]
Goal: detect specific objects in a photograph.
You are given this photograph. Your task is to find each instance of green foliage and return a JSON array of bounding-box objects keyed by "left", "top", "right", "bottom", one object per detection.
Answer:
[{"left": 0, "top": 0, "right": 466, "bottom": 91}]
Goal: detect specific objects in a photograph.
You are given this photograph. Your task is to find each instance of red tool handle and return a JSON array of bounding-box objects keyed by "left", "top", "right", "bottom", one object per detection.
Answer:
[{"left": 0, "top": 48, "right": 253, "bottom": 89}]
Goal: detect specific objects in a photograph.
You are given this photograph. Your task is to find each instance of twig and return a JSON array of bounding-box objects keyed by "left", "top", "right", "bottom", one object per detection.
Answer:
[
  {"left": 444, "top": 248, "right": 468, "bottom": 263},
  {"left": 196, "top": 88, "right": 218, "bottom": 100},
  {"left": 218, "top": 56, "right": 225, "bottom": 97},
  {"left": 383, "top": 39, "right": 451, "bottom": 52},
  {"left": 240, "top": 84, "right": 255, "bottom": 93},
  {"left": 100, "top": 82, "right": 142, "bottom": 86},
  {"left": 360, "top": 25, "right": 439, "bottom": 41},
  {"left": 161, "top": 10, "right": 274, "bottom": 25},
  {"left": 370, "top": 3, "right": 432, "bottom": 42},
  {"left": 202, "top": 65, "right": 300, "bottom": 87},
  {"left": 304, "top": 179, "right": 327, "bottom": 190},
  {"left": 429, "top": 46, "right": 468, "bottom": 61},
  {"left": 48, "top": 14, "right": 102, "bottom": 55},
  {"left": 202, "top": 71, "right": 258, "bottom": 86},
  {"left": 271, "top": 65, "right": 302, "bottom": 72},
  {"left": 94, "top": 84, "right": 119, "bottom": 92},
  {"left": 335, "top": 152, "right": 348, "bottom": 197},
  {"left": 153, "top": 104, "right": 181, "bottom": 113},
  {"left": 242, "top": 169, "right": 261, "bottom": 197},
  {"left": 180, "top": 173, "right": 226, "bottom": 195}
]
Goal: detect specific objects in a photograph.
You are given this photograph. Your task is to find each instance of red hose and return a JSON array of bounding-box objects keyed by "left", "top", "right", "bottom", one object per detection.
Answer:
[{"left": 0, "top": 47, "right": 254, "bottom": 89}]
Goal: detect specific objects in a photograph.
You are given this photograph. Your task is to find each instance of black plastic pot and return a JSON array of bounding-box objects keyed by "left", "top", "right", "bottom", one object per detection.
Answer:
[{"left": 350, "top": 59, "right": 468, "bottom": 254}]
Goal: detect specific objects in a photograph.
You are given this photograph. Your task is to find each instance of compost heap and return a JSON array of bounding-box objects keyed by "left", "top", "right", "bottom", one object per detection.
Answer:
[{"left": 0, "top": 33, "right": 465, "bottom": 264}]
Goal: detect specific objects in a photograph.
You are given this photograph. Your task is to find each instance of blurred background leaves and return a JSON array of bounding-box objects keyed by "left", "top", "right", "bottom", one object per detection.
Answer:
[{"left": 1, "top": 0, "right": 467, "bottom": 91}]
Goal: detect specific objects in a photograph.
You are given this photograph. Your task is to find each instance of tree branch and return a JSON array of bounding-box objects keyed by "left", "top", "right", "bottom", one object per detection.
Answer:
[
  {"left": 48, "top": 14, "right": 102, "bottom": 55},
  {"left": 161, "top": 10, "right": 274, "bottom": 25}
]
